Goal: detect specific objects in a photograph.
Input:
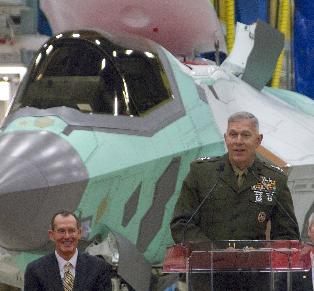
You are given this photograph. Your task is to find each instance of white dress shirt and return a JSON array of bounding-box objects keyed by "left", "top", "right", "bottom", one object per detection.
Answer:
[{"left": 55, "top": 249, "right": 78, "bottom": 280}]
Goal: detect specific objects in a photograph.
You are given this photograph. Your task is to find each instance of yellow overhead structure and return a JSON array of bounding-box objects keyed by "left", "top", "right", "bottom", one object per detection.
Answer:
[
  {"left": 212, "top": 0, "right": 227, "bottom": 23},
  {"left": 225, "top": 0, "right": 235, "bottom": 53},
  {"left": 271, "top": 0, "right": 291, "bottom": 88},
  {"left": 269, "top": 0, "right": 278, "bottom": 29},
  {"left": 212, "top": 0, "right": 235, "bottom": 53}
]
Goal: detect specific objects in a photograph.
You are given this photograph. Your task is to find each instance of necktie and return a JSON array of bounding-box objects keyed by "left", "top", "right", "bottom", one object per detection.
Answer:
[
  {"left": 237, "top": 172, "right": 245, "bottom": 188},
  {"left": 63, "top": 263, "right": 74, "bottom": 291}
]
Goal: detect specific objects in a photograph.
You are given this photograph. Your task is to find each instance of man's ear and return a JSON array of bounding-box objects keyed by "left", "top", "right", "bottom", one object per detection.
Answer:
[{"left": 48, "top": 230, "right": 54, "bottom": 241}]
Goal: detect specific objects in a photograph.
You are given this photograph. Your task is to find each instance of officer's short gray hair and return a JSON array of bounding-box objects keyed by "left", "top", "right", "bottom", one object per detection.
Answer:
[
  {"left": 228, "top": 111, "right": 259, "bottom": 131},
  {"left": 308, "top": 212, "right": 314, "bottom": 229}
]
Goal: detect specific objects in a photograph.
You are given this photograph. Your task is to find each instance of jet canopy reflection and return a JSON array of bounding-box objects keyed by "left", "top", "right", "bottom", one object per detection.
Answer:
[{"left": 13, "top": 30, "right": 174, "bottom": 117}]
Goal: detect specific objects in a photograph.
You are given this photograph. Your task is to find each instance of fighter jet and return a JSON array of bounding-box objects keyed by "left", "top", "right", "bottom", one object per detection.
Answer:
[{"left": 0, "top": 1, "right": 313, "bottom": 290}]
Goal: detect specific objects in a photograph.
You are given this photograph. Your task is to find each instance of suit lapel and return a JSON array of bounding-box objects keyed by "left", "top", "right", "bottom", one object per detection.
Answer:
[
  {"left": 45, "top": 253, "right": 64, "bottom": 290},
  {"left": 73, "top": 252, "right": 87, "bottom": 291},
  {"left": 239, "top": 172, "right": 258, "bottom": 193},
  {"left": 220, "top": 156, "right": 238, "bottom": 192},
  {"left": 239, "top": 160, "right": 262, "bottom": 193},
  {"left": 220, "top": 155, "right": 262, "bottom": 194}
]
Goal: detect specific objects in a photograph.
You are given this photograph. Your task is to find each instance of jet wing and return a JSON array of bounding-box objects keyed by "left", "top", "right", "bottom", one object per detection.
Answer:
[
  {"left": 205, "top": 75, "right": 314, "bottom": 167},
  {"left": 222, "top": 20, "right": 284, "bottom": 90}
]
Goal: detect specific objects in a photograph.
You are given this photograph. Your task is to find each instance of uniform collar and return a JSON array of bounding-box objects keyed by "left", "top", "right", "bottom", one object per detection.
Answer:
[
  {"left": 221, "top": 154, "right": 261, "bottom": 192},
  {"left": 231, "top": 164, "right": 248, "bottom": 177}
]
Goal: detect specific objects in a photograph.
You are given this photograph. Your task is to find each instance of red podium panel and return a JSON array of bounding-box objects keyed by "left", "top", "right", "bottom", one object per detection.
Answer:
[{"left": 163, "top": 240, "right": 313, "bottom": 273}]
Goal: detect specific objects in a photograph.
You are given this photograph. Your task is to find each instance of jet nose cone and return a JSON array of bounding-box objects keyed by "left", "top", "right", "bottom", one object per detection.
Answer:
[
  {"left": 0, "top": 131, "right": 88, "bottom": 250},
  {"left": 0, "top": 155, "right": 48, "bottom": 194}
]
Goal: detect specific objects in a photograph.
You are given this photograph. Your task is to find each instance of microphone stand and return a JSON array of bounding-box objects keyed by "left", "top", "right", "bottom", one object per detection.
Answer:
[
  {"left": 181, "top": 163, "right": 224, "bottom": 291},
  {"left": 181, "top": 163, "right": 225, "bottom": 244}
]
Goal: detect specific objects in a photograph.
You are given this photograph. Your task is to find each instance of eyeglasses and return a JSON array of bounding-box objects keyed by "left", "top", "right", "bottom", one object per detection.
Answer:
[{"left": 54, "top": 228, "right": 78, "bottom": 235}]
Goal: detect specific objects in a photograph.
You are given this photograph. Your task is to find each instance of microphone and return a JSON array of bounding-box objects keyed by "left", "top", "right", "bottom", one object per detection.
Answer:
[
  {"left": 181, "top": 163, "right": 225, "bottom": 244},
  {"left": 248, "top": 166, "right": 300, "bottom": 240}
]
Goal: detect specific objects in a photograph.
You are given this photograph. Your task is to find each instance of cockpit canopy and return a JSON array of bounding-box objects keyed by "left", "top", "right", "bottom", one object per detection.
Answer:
[{"left": 13, "top": 30, "right": 173, "bottom": 117}]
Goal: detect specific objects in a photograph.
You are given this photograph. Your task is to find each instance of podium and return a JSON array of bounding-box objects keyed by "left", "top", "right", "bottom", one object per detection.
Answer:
[{"left": 163, "top": 240, "right": 313, "bottom": 290}]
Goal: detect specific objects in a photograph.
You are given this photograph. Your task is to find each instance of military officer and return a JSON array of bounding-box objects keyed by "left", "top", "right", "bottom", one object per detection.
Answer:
[{"left": 170, "top": 111, "right": 300, "bottom": 290}]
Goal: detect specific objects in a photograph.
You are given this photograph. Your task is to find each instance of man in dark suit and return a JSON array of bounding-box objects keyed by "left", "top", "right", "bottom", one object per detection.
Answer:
[{"left": 24, "top": 210, "right": 112, "bottom": 290}]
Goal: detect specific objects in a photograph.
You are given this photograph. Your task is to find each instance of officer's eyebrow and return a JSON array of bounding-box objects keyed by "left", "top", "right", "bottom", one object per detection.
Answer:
[{"left": 228, "top": 129, "right": 252, "bottom": 133}]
